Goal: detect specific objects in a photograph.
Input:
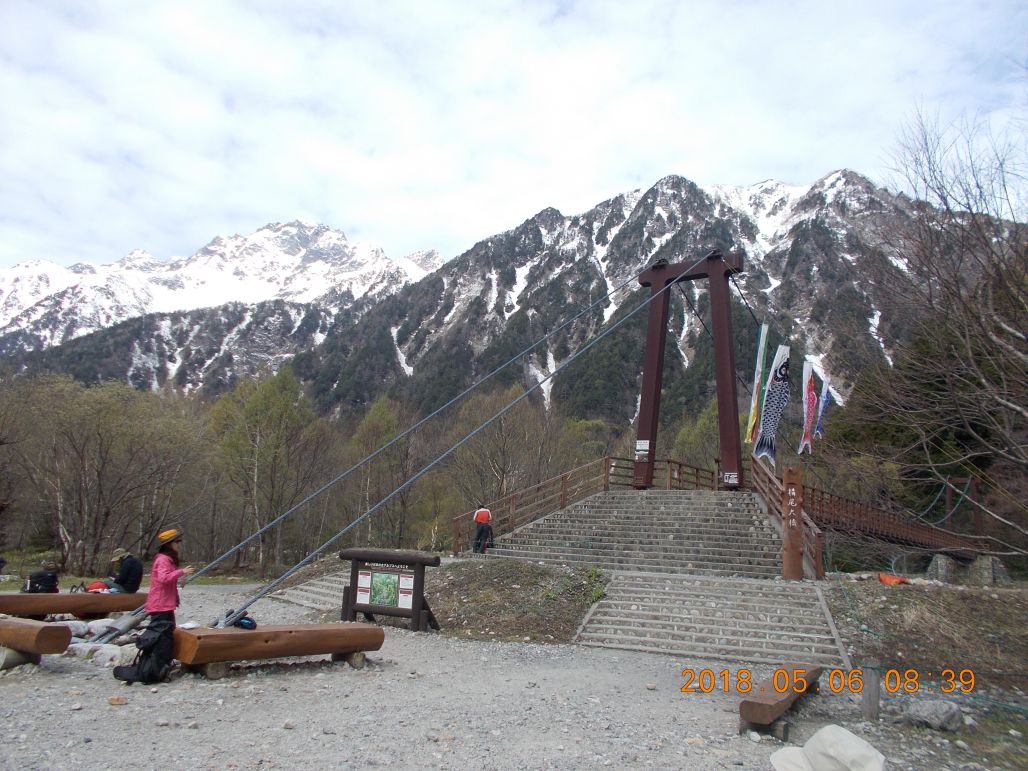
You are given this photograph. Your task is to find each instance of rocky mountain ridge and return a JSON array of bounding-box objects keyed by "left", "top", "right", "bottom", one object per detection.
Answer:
[
  {"left": 5, "top": 171, "right": 918, "bottom": 421},
  {"left": 0, "top": 220, "right": 442, "bottom": 352}
]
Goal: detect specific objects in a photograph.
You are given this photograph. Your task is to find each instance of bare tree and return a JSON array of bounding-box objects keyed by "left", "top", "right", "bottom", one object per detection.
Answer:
[
  {"left": 8, "top": 376, "right": 207, "bottom": 575},
  {"left": 844, "top": 111, "right": 1027, "bottom": 538},
  {"left": 448, "top": 384, "right": 546, "bottom": 505}
]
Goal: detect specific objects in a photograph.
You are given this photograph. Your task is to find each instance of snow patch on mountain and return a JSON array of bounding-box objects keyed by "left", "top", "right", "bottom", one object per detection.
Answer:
[
  {"left": 509, "top": 264, "right": 532, "bottom": 317},
  {"left": 527, "top": 349, "right": 559, "bottom": 410},
  {"left": 391, "top": 326, "right": 414, "bottom": 376},
  {"left": 868, "top": 309, "right": 893, "bottom": 366},
  {"left": 704, "top": 179, "right": 810, "bottom": 259}
]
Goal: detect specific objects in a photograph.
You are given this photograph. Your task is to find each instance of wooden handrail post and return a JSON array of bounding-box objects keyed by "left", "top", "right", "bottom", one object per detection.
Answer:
[
  {"left": 559, "top": 474, "right": 569, "bottom": 509},
  {"left": 782, "top": 466, "right": 804, "bottom": 580},
  {"left": 602, "top": 457, "right": 611, "bottom": 491}
]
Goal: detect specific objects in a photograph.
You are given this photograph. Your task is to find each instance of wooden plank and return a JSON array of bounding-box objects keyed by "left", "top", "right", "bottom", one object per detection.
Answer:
[
  {"left": 0, "top": 617, "right": 72, "bottom": 654},
  {"left": 173, "top": 623, "right": 384, "bottom": 666},
  {"left": 739, "top": 665, "right": 823, "bottom": 725},
  {"left": 0, "top": 592, "right": 146, "bottom": 617},
  {"left": 338, "top": 548, "right": 440, "bottom": 568}
]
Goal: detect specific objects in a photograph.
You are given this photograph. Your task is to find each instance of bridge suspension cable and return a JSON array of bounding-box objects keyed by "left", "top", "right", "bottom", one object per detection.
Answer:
[
  {"left": 211, "top": 269, "right": 688, "bottom": 627},
  {"left": 186, "top": 263, "right": 651, "bottom": 584}
]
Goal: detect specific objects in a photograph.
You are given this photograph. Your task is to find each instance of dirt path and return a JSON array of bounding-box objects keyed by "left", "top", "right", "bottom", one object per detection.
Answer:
[{"left": 0, "top": 584, "right": 1017, "bottom": 770}]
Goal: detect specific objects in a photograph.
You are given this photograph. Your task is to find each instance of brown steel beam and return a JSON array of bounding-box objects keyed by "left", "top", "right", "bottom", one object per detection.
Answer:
[{"left": 634, "top": 251, "right": 744, "bottom": 489}]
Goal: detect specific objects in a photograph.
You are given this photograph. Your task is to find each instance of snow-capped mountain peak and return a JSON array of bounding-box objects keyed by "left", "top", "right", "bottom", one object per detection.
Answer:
[{"left": 0, "top": 222, "right": 438, "bottom": 350}]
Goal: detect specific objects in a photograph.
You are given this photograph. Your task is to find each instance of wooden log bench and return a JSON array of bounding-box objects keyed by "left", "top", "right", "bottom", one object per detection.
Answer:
[
  {"left": 738, "top": 664, "right": 824, "bottom": 740},
  {"left": 173, "top": 622, "right": 385, "bottom": 679},
  {"left": 0, "top": 616, "right": 72, "bottom": 670},
  {"left": 0, "top": 592, "right": 146, "bottom": 619}
]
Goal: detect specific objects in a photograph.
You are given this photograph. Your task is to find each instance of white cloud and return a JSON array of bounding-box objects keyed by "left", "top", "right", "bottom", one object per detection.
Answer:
[{"left": 0, "top": 0, "right": 1024, "bottom": 267}]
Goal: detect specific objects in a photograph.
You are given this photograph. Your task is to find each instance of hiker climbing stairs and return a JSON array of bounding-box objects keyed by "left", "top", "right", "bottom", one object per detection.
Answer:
[
  {"left": 487, "top": 490, "right": 782, "bottom": 578},
  {"left": 577, "top": 572, "right": 847, "bottom": 667}
]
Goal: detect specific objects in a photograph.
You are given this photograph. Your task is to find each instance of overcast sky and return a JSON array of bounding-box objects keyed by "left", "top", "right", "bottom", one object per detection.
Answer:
[{"left": 0, "top": 0, "right": 1024, "bottom": 268}]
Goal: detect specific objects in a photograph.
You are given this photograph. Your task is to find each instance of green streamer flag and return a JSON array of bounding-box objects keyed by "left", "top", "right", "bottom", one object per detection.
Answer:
[{"left": 745, "top": 323, "right": 769, "bottom": 444}]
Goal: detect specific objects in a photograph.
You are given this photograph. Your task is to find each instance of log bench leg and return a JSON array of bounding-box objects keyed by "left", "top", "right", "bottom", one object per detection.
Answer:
[
  {"left": 331, "top": 651, "right": 366, "bottom": 669},
  {"left": 184, "top": 662, "right": 231, "bottom": 680},
  {"left": 739, "top": 718, "right": 791, "bottom": 742},
  {"left": 0, "top": 647, "right": 42, "bottom": 671}
]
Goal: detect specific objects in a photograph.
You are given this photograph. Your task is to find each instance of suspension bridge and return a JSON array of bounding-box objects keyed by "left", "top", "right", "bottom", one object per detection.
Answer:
[{"left": 1, "top": 250, "right": 1015, "bottom": 671}]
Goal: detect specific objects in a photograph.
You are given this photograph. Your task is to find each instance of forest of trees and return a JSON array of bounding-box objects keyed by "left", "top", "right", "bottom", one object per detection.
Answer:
[{"left": 0, "top": 369, "right": 653, "bottom": 577}]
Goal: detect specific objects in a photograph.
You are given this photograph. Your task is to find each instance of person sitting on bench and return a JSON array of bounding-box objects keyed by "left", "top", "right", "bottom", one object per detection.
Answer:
[{"left": 104, "top": 548, "right": 143, "bottom": 593}]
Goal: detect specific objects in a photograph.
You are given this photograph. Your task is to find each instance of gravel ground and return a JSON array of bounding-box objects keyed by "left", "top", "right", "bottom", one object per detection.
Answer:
[{"left": 0, "top": 584, "right": 1018, "bottom": 770}]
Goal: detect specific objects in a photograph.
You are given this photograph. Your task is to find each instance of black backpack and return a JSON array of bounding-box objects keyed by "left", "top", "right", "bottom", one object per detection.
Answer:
[
  {"left": 113, "top": 618, "right": 176, "bottom": 684},
  {"left": 21, "top": 570, "right": 59, "bottom": 593}
]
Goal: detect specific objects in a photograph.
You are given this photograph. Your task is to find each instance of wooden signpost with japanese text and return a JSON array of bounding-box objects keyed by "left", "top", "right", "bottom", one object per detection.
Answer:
[{"left": 781, "top": 467, "right": 804, "bottom": 580}]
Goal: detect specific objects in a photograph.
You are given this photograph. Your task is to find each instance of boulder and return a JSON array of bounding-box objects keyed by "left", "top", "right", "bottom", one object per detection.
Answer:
[
  {"left": 903, "top": 699, "right": 964, "bottom": 732},
  {"left": 56, "top": 620, "right": 90, "bottom": 638},
  {"left": 86, "top": 618, "right": 118, "bottom": 637}
]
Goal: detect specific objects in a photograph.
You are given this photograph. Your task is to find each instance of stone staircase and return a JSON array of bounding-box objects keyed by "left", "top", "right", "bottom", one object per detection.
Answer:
[
  {"left": 488, "top": 489, "right": 781, "bottom": 578},
  {"left": 578, "top": 571, "right": 845, "bottom": 666},
  {"left": 273, "top": 572, "right": 349, "bottom": 611},
  {"left": 488, "top": 489, "right": 848, "bottom": 666}
]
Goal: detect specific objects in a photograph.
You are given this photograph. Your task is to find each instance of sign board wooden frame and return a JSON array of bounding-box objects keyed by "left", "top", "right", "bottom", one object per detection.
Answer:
[{"left": 339, "top": 548, "right": 441, "bottom": 632}]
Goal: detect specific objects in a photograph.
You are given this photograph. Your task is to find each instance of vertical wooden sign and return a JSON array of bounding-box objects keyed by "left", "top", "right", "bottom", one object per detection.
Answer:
[{"left": 782, "top": 466, "right": 804, "bottom": 580}]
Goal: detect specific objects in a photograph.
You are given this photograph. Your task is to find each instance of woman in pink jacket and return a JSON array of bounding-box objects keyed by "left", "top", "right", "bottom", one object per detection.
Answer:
[{"left": 144, "top": 529, "right": 195, "bottom": 626}]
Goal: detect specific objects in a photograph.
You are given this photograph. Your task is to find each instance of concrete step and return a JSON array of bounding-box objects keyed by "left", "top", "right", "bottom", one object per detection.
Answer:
[
  {"left": 601, "top": 583, "right": 821, "bottom": 607},
  {"left": 579, "top": 620, "right": 839, "bottom": 652},
  {"left": 577, "top": 636, "right": 844, "bottom": 667},
  {"left": 486, "top": 552, "right": 780, "bottom": 578},
  {"left": 596, "top": 597, "right": 825, "bottom": 622},
  {"left": 274, "top": 573, "right": 349, "bottom": 610},
  {"left": 489, "top": 544, "right": 781, "bottom": 568},
  {"left": 533, "top": 513, "right": 773, "bottom": 527},
  {"left": 574, "top": 568, "right": 845, "bottom": 666},
  {"left": 602, "top": 574, "right": 824, "bottom": 606},
  {"left": 500, "top": 537, "right": 780, "bottom": 557},
  {"left": 587, "top": 607, "right": 831, "bottom": 635},
  {"left": 515, "top": 525, "right": 776, "bottom": 540},
  {"left": 485, "top": 546, "right": 773, "bottom": 563}
]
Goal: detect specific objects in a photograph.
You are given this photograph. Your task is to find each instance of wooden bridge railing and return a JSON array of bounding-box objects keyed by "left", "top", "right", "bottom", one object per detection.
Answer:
[
  {"left": 749, "top": 454, "right": 984, "bottom": 574},
  {"left": 451, "top": 455, "right": 722, "bottom": 553},
  {"left": 452, "top": 452, "right": 985, "bottom": 570},
  {"left": 800, "top": 485, "right": 981, "bottom": 554}
]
